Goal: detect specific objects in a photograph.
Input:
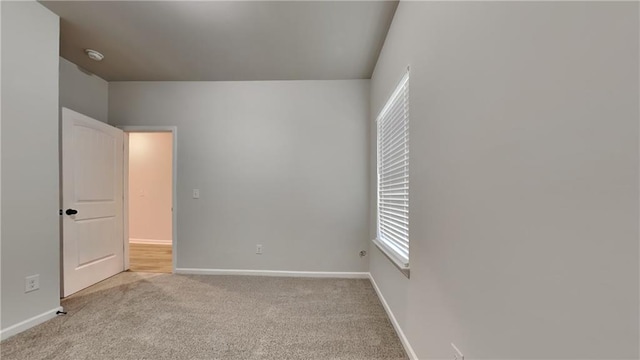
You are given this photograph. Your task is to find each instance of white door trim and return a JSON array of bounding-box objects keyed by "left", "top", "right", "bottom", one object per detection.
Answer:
[
  {"left": 119, "top": 126, "right": 178, "bottom": 273},
  {"left": 123, "top": 132, "right": 130, "bottom": 271}
]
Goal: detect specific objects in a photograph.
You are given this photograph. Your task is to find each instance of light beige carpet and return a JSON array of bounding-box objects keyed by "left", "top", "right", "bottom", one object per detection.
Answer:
[{"left": 1, "top": 272, "right": 408, "bottom": 360}]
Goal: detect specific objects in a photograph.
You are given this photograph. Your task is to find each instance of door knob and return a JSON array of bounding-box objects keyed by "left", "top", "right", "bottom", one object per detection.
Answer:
[{"left": 65, "top": 209, "right": 78, "bottom": 215}]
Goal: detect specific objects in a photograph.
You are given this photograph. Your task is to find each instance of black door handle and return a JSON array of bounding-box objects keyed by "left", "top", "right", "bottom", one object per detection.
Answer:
[{"left": 65, "top": 209, "right": 78, "bottom": 215}]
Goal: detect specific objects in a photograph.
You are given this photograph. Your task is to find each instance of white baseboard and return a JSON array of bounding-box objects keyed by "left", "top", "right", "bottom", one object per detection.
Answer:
[
  {"left": 0, "top": 306, "right": 63, "bottom": 341},
  {"left": 129, "top": 238, "right": 172, "bottom": 245},
  {"left": 368, "top": 274, "right": 418, "bottom": 360},
  {"left": 175, "top": 268, "right": 369, "bottom": 279}
]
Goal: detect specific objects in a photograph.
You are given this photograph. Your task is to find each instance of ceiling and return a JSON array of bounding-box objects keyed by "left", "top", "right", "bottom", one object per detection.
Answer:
[{"left": 40, "top": 1, "right": 398, "bottom": 81}]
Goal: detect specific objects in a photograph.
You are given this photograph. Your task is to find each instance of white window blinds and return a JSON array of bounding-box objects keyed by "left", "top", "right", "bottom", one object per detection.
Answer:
[{"left": 376, "top": 71, "right": 409, "bottom": 268}]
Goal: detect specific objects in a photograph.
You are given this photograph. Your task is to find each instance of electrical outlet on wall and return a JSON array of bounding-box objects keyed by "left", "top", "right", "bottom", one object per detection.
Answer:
[
  {"left": 256, "top": 244, "right": 263, "bottom": 254},
  {"left": 451, "top": 343, "right": 464, "bottom": 360},
  {"left": 25, "top": 274, "right": 40, "bottom": 293}
]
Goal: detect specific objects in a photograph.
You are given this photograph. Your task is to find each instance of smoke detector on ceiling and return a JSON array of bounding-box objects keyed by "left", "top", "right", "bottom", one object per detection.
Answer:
[{"left": 84, "top": 49, "right": 104, "bottom": 62}]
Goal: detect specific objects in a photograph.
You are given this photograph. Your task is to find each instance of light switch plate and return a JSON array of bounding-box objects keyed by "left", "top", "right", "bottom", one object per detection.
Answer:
[{"left": 192, "top": 189, "right": 200, "bottom": 199}]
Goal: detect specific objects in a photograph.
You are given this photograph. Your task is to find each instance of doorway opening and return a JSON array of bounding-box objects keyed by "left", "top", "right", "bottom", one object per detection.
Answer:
[{"left": 124, "top": 129, "right": 176, "bottom": 273}]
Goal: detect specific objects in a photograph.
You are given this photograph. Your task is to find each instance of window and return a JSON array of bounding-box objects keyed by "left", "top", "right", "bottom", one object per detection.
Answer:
[{"left": 374, "top": 70, "right": 410, "bottom": 272}]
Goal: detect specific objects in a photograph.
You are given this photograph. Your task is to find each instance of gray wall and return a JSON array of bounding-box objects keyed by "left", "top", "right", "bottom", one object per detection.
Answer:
[
  {"left": 110, "top": 80, "right": 370, "bottom": 272},
  {"left": 370, "top": 2, "right": 639, "bottom": 359},
  {"left": 1, "top": 1, "right": 60, "bottom": 329},
  {"left": 59, "top": 57, "right": 108, "bottom": 123}
]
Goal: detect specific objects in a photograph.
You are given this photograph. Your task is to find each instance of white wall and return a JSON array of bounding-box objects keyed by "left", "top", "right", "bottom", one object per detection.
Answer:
[
  {"left": 59, "top": 57, "right": 108, "bottom": 123},
  {"left": 110, "top": 80, "right": 370, "bottom": 272},
  {"left": 370, "top": 2, "right": 639, "bottom": 359},
  {"left": 129, "top": 132, "right": 173, "bottom": 243},
  {"left": 1, "top": 1, "right": 60, "bottom": 331}
]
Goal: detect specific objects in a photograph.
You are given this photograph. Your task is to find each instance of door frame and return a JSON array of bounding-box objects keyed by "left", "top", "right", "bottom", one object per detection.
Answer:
[{"left": 118, "top": 126, "right": 178, "bottom": 273}]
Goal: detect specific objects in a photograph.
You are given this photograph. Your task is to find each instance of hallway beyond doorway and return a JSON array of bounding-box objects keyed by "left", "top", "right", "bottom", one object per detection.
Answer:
[
  {"left": 126, "top": 129, "right": 176, "bottom": 274},
  {"left": 129, "top": 243, "right": 172, "bottom": 273}
]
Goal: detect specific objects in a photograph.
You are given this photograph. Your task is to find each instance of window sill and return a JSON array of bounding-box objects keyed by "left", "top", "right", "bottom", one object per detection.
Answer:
[{"left": 372, "top": 239, "right": 410, "bottom": 279}]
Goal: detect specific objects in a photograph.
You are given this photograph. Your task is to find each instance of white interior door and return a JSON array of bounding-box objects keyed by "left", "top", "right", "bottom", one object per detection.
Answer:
[{"left": 62, "top": 108, "right": 124, "bottom": 297}]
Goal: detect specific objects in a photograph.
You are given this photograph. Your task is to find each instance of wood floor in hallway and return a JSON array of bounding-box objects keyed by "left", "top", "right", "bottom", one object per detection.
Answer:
[{"left": 129, "top": 243, "right": 172, "bottom": 273}]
